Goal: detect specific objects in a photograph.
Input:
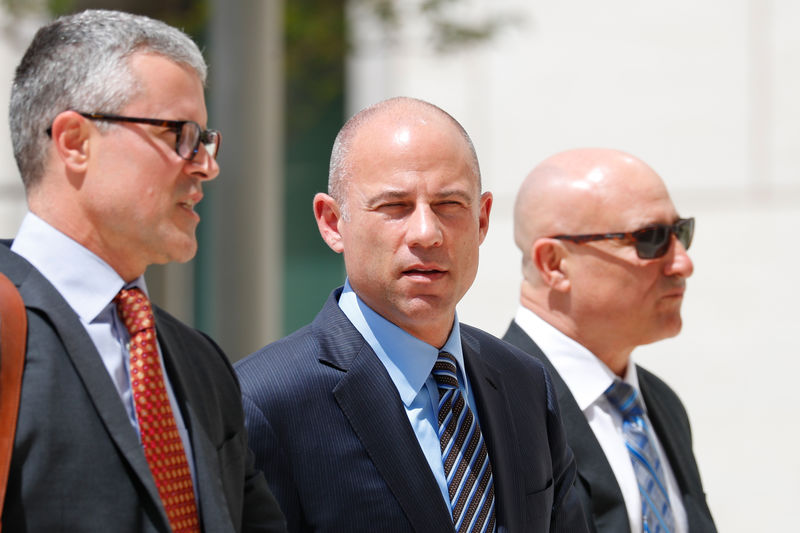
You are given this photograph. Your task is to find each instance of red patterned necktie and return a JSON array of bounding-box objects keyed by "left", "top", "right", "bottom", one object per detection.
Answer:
[{"left": 115, "top": 288, "right": 200, "bottom": 533}]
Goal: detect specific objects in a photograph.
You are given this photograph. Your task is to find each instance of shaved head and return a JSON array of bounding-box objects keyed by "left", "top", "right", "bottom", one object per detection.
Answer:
[
  {"left": 512, "top": 148, "right": 693, "bottom": 373},
  {"left": 514, "top": 148, "right": 671, "bottom": 279},
  {"left": 329, "top": 96, "right": 481, "bottom": 219},
  {"left": 314, "top": 96, "right": 491, "bottom": 347}
]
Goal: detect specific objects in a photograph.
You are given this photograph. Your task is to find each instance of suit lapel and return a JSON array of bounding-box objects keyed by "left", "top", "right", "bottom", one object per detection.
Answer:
[
  {"left": 638, "top": 368, "right": 717, "bottom": 532},
  {"left": 317, "top": 295, "right": 454, "bottom": 532},
  {"left": 637, "top": 368, "right": 692, "bottom": 501},
  {"left": 460, "top": 329, "right": 523, "bottom": 533},
  {"left": 503, "top": 320, "right": 630, "bottom": 533},
  {"left": 156, "top": 315, "right": 235, "bottom": 532},
  {"left": 550, "top": 372, "right": 629, "bottom": 533},
  {"left": 9, "top": 253, "right": 171, "bottom": 530}
]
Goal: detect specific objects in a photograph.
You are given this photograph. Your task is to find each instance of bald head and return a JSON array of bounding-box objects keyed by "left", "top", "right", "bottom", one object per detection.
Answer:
[
  {"left": 328, "top": 96, "right": 481, "bottom": 219},
  {"left": 313, "top": 96, "right": 492, "bottom": 347},
  {"left": 514, "top": 148, "right": 671, "bottom": 277},
  {"left": 512, "top": 148, "right": 693, "bottom": 373}
]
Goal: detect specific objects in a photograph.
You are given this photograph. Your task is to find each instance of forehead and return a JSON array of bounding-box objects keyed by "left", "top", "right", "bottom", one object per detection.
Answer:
[
  {"left": 608, "top": 177, "right": 678, "bottom": 229},
  {"left": 347, "top": 112, "right": 479, "bottom": 195},
  {"left": 124, "top": 53, "right": 206, "bottom": 118},
  {"left": 564, "top": 158, "right": 679, "bottom": 233}
]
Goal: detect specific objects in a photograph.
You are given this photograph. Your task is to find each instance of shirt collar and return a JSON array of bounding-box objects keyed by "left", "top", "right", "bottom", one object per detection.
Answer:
[
  {"left": 11, "top": 212, "right": 147, "bottom": 323},
  {"left": 515, "top": 305, "right": 642, "bottom": 411},
  {"left": 338, "top": 279, "right": 466, "bottom": 406}
]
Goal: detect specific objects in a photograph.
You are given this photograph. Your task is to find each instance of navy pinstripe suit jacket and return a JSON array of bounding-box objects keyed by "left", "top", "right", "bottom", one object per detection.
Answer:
[{"left": 235, "top": 288, "right": 589, "bottom": 533}]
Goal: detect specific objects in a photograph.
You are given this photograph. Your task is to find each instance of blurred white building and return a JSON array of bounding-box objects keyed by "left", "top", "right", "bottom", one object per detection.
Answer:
[
  {"left": 0, "top": 12, "right": 39, "bottom": 234},
  {"left": 348, "top": 1, "right": 800, "bottom": 531}
]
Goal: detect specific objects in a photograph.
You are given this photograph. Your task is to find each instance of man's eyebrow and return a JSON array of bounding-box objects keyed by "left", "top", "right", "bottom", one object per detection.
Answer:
[
  {"left": 631, "top": 215, "right": 682, "bottom": 229},
  {"left": 365, "top": 189, "right": 411, "bottom": 206},
  {"left": 365, "top": 188, "right": 475, "bottom": 206},
  {"left": 434, "top": 189, "right": 474, "bottom": 203}
]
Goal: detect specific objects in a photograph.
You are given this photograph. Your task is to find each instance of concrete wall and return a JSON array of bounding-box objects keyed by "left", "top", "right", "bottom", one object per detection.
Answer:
[{"left": 348, "top": 1, "right": 799, "bottom": 531}]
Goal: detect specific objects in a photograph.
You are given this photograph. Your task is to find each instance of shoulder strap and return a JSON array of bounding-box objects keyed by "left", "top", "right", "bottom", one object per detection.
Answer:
[{"left": 0, "top": 271, "right": 26, "bottom": 526}]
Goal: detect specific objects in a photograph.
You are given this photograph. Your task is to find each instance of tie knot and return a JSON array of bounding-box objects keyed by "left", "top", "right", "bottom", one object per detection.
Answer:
[
  {"left": 604, "top": 380, "right": 644, "bottom": 421},
  {"left": 114, "top": 287, "right": 155, "bottom": 336},
  {"left": 432, "top": 351, "right": 459, "bottom": 390}
]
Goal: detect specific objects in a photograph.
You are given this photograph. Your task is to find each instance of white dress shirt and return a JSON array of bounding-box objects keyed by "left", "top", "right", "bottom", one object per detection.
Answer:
[
  {"left": 12, "top": 212, "right": 196, "bottom": 484},
  {"left": 514, "top": 306, "right": 688, "bottom": 533},
  {"left": 338, "top": 280, "right": 481, "bottom": 508}
]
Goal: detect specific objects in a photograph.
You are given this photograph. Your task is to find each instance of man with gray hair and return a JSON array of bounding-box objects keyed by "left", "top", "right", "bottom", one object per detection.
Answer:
[{"left": 0, "top": 10, "right": 285, "bottom": 532}]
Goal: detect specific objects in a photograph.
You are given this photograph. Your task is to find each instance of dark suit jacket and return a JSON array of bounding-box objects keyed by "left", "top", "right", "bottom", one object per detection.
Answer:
[
  {"left": 235, "top": 288, "right": 589, "bottom": 533},
  {"left": 0, "top": 242, "right": 286, "bottom": 532},
  {"left": 503, "top": 320, "right": 716, "bottom": 533}
]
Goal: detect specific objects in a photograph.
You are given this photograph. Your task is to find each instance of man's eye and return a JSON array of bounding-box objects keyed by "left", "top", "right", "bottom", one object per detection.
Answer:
[{"left": 377, "top": 202, "right": 407, "bottom": 210}]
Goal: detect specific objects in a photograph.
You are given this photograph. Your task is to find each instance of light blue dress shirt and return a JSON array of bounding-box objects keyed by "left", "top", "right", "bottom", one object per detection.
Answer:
[
  {"left": 338, "top": 280, "right": 481, "bottom": 508},
  {"left": 11, "top": 212, "right": 196, "bottom": 484}
]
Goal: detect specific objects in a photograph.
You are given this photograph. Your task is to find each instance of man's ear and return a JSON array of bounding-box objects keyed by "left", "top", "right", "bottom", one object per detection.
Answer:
[
  {"left": 477, "top": 191, "right": 492, "bottom": 245},
  {"left": 49, "top": 111, "right": 90, "bottom": 173},
  {"left": 313, "top": 192, "right": 345, "bottom": 254},
  {"left": 532, "top": 238, "right": 570, "bottom": 292}
]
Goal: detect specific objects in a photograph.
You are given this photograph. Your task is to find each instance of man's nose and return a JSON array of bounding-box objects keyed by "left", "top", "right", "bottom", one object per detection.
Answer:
[
  {"left": 406, "top": 205, "right": 443, "bottom": 248},
  {"left": 664, "top": 235, "right": 694, "bottom": 278},
  {"left": 187, "top": 142, "right": 220, "bottom": 181}
]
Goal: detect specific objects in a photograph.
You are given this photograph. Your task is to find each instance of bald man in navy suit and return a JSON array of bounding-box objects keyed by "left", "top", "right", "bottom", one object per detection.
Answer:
[{"left": 236, "top": 97, "right": 589, "bottom": 533}]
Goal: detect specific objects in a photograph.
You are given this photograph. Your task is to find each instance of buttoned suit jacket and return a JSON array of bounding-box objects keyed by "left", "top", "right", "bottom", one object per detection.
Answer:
[
  {"left": 0, "top": 242, "right": 286, "bottom": 532},
  {"left": 235, "top": 288, "right": 589, "bottom": 533},
  {"left": 503, "top": 320, "right": 716, "bottom": 533}
]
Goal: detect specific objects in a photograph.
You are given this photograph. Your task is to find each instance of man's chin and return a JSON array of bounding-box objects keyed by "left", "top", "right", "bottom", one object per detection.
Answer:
[
  {"left": 159, "top": 237, "right": 198, "bottom": 265},
  {"left": 396, "top": 296, "right": 458, "bottom": 325},
  {"left": 646, "top": 317, "right": 683, "bottom": 345}
]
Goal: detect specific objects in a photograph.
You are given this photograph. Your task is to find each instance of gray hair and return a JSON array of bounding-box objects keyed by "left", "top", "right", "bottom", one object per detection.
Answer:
[
  {"left": 9, "top": 9, "right": 207, "bottom": 189},
  {"left": 328, "top": 96, "right": 481, "bottom": 220}
]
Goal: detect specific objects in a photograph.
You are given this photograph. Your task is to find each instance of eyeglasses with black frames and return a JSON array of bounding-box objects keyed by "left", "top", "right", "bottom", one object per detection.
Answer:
[
  {"left": 551, "top": 217, "right": 695, "bottom": 259},
  {"left": 47, "top": 112, "right": 221, "bottom": 161}
]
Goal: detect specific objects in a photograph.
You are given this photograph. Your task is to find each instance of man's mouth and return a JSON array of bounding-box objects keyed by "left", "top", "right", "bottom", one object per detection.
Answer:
[
  {"left": 662, "top": 283, "right": 686, "bottom": 299},
  {"left": 402, "top": 267, "right": 446, "bottom": 279},
  {"left": 179, "top": 192, "right": 203, "bottom": 212}
]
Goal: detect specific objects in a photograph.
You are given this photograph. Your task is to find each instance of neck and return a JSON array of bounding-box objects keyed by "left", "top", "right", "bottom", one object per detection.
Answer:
[
  {"left": 601, "top": 353, "right": 631, "bottom": 377},
  {"left": 519, "top": 289, "right": 633, "bottom": 377},
  {"left": 28, "top": 201, "right": 145, "bottom": 284},
  {"left": 406, "top": 320, "right": 453, "bottom": 349}
]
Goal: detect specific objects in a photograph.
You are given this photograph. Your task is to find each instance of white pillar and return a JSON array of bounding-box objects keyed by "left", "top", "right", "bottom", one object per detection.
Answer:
[{"left": 203, "top": 0, "right": 285, "bottom": 360}]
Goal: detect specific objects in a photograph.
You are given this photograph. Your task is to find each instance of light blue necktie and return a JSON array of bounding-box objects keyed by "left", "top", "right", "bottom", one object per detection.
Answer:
[
  {"left": 605, "top": 379, "right": 675, "bottom": 533},
  {"left": 433, "top": 352, "right": 496, "bottom": 533}
]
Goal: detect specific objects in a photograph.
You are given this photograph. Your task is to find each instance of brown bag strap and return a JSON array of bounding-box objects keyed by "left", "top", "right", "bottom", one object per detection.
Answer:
[{"left": 0, "top": 272, "right": 26, "bottom": 527}]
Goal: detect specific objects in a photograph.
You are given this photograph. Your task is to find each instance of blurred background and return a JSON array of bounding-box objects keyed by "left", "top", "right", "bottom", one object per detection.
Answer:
[{"left": 0, "top": 1, "right": 797, "bottom": 530}]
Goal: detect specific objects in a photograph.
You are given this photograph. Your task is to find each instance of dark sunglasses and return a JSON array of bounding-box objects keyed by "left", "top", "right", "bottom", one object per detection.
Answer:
[
  {"left": 47, "top": 112, "right": 221, "bottom": 161},
  {"left": 552, "top": 217, "right": 694, "bottom": 259}
]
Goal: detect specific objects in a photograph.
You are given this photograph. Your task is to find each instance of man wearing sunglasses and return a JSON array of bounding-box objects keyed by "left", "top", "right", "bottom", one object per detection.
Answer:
[
  {"left": 0, "top": 9, "right": 285, "bottom": 532},
  {"left": 502, "top": 148, "right": 716, "bottom": 533}
]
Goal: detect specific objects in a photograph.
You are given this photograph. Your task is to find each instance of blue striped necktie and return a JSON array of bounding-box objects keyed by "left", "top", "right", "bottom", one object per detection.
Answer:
[
  {"left": 605, "top": 379, "right": 675, "bottom": 533},
  {"left": 432, "top": 352, "right": 496, "bottom": 533}
]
